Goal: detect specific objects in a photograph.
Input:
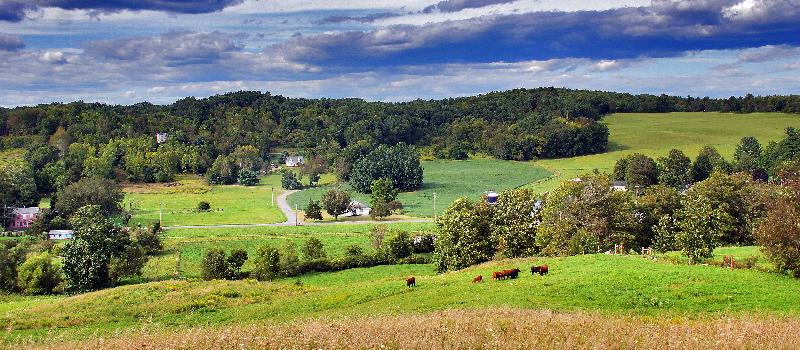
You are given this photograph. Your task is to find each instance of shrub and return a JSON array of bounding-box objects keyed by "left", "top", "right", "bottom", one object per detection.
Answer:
[
  {"left": 132, "top": 226, "right": 162, "bottom": 255},
  {"left": 109, "top": 244, "right": 146, "bottom": 284},
  {"left": 281, "top": 170, "right": 302, "bottom": 190},
  {"left": 279, "top": 242, "right": 300, "bottom": 277},
  {"left": 252, "top": 246, "right": 281, "bottom": 281},
  {"left": 305, "top": 199, "right": 323, "bottom": 221},
  {"left": 370, "top": 224, "right": 388, "bottom": 250},
  {"left": 756, "top": 196, "right": 800, "bottom": 277},
  {"left": 238, "top": 169, "right": 259, "bottom": 186},
  {"left": 302, "top": 237, "right": 327, "bottom": 260},
  {"left": 197, "top": 201, "right": 211, "bottom": 212},
  {"left": 227, "top": 249, "right": 248, "bottom": 278},
  {"left": 201, "top": 248, "right": 229, "bottom": 280},
  {"left": 344, "top": 244, "right": 364, "bottom": 257},
  {"left": 385, "top": 231, "right": 413, "bottom": 259},
  {"left": 16, "top": 252, "right": 63, "bottom": 295}
]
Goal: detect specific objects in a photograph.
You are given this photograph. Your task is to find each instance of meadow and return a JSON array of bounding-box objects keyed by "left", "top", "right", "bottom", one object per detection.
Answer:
[
  {"left": 4, "top": 252, "right": 800, "bottom": 346},
  {"left": 288, "top": 159, "right": 551, "bottom": 218},
  {"left": 123, "top": 174, "right": 286, "bottom": 227},
  {"left": 141, "top": 222, "right": 435, "bottom": 281},
  {"left": 529, "top": 112, "right": 800, "bottom": 192}
]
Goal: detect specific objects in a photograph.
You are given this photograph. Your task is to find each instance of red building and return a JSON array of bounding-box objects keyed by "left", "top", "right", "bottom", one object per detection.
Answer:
[{"left": 7, "top": 207, "right": 41, "bottom": 230}]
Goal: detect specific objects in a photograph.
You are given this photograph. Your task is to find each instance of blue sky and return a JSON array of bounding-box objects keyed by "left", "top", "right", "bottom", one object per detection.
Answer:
[{"left": 0, "top": 0, "right": 799, "bottom": 106}]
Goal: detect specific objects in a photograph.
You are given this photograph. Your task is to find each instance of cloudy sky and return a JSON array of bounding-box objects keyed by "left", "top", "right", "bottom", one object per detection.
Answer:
[{"left": 1, "top": 0, "right": 799, "bottom": 106}]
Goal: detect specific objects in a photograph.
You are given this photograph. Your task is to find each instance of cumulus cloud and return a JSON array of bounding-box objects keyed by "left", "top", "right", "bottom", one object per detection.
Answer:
[
  {"left": 271, "top": 0, "right": 800, "bottom": 69},
  {"left": 422, "top": 0, "right": 517, "bottom": 13},
  {"left": 85, "top": 31, "right": 245, "bottom": 65},
  {"left": 0, "top": 32, "right": 24, "bottom": 51},
  {"left": 41, "top": 50, "right": 67, "bottom": 64},
  {"left": 0, "top": 0, "right": 244, "bottom": 22}
]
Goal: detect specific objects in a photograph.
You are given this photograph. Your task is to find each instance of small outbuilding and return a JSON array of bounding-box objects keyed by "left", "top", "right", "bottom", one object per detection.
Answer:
[
  {"left": 156, "top": 132, "right": 168, "bottom": 144},
  {"left": 48, "top": 229, "right": 74, "bottom": 240},
  {"left": 611, "top": 181, "right": 628, "bottom": 191}
]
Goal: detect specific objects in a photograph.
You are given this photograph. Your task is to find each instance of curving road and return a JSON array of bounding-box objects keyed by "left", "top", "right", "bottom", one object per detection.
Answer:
[{"left": 163, "top": 189, "right": 432, "bottom": 230}]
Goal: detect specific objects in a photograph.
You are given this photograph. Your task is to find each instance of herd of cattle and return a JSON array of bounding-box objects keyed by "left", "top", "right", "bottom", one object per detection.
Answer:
[{"left": 405, "top": 264, "right": 549, "bottom": 287}]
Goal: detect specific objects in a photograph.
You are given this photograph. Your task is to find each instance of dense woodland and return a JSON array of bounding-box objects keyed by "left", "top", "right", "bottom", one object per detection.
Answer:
[{"left": 1, "top": 89, "right": 798, "bottom": 181}]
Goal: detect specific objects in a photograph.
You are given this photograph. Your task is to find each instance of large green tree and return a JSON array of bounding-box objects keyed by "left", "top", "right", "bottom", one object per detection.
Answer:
[
  {"left": 657, "top": 149, "right": 692, "bottom": 189},
  {"left": 55, "top": 177, "right": 122, "bottom": 217},
  {"left": 350, "top": 143, "right": 423, "bottom": 193},
  {"left": 536, "top": 175, "right": 637, "bottom": 256},
  {"left": 433, "top": 198, "right": 493, "bottom": 272}
]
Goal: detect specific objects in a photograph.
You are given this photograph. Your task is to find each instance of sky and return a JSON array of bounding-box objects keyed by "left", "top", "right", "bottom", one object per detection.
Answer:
[{"left": 0, "top": 0, "right": 799, "bottom": 106}]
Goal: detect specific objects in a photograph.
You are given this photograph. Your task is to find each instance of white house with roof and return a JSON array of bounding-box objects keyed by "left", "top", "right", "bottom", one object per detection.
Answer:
[
  {"left": 48, "top": 230, "right": 74, "bottom": 240},
  {"left": 285, "top": 156, "right": 305, "bottom": 167}
]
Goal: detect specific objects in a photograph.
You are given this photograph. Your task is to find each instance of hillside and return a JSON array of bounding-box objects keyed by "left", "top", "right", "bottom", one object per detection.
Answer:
[
  {"left": 4, "top": 252, "right": 800, "bottom": 346},
  {"left": 529, "top": 112, "right": 800, "bottom": 192}
]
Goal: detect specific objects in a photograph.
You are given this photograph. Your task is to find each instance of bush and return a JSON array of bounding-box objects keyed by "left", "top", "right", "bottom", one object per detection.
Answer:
[
  {"left": 756, "top": 196, "right": 800, "bottom": 277},
  {"left": 252, "top": 246, "right": 281, "bottom": 281},
  {"left": 279, "top": 242, "right": 301, "bottom": 277},
  {"left": 302, "top": 237, "right": 327, "bottom": 260},
  {"left": 385, "top": 231, "right": 413, "bottom": 259},
  {"left": 132, "top": 226, "right": 162, "bottom": 255},
  {"left": 197, "top": 201, "right": 211, "bottom": 212},
  {"left": 305, "top": 199, "right": 323, "bottom": 221},
  {"left": 344, "top": 244, "right": 364, "bottom": 257},
  {"left": 281, "top": 170, "right": 302, "bottom": 190},
  {"left": 227, "top": 249, "right": 248, "bottom": 278},
  {"left": 17, "top": 252, "right": 63, "bottom": 295},
  {"left": 238, "top": 169, "right": 259, "bottom": 186},
  {"left": 201, "top": 248, "right": 230, "bottom": 280}
]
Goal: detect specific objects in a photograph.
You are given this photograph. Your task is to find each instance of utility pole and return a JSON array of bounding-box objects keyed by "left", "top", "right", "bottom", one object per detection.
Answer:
[
  {"left": 295, "top": 204, "right": 298, "bottom": 226},
  {"left": 271, "top": 187, "right": 274, "bottom": 206},
  {"left": 433, "top": 192, "right": 437, "bottom": 221}
]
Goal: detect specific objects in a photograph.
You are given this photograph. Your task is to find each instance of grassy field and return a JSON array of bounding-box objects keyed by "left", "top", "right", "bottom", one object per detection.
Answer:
[
  {"left": 22, "top": 309, "right": 800, "bottom": 350},
  {"left": 529, "top": 112, "right": 800, "bottom": 192},
  {"left": 123, "top": 175, "right": 286, "bottom": 227},
  {"left": 288, "top": 159, "right": 551, "bottom": 218},
  {"left": 140, "top": 222, "right": 435, "bottom": 281},
  {"left": 3, "top": 252, "right": 800, "bottom": 346}
]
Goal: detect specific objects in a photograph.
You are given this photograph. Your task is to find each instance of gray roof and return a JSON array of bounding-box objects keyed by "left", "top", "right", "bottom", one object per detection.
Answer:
[
  {"left": 612, "top": 181, "right": 628, "bottom": 187},
  {"left": 12, "top": 207, "right": 41, "bottom": 215},
  {"left": 286, "top": 156, "right": 304, "bottom": 162},
  {"left": 48, "top": 230, "right": 74, "bottom": 234}
]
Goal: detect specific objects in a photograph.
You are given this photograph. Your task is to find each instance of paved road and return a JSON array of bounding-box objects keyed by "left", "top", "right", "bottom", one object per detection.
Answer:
[{"left": 163, "top": 189, "right": 432, "bottom": 230}]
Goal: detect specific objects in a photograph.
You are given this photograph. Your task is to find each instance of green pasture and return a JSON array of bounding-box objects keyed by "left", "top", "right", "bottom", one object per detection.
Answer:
[
  {"left": 4, "top": 252, "right": 800, "bottom": 344},
  {"left": 530, "top": 112, "right": 800, "bottom": 192},
  {"left": 123, "top": 175, "right": 286, "bottom": 227},
  {"left": 288, "top": 159, "right": 552, "bottom": 218},
  {"left": 141, "top": 222, "right": 436, "bottom": 281}
]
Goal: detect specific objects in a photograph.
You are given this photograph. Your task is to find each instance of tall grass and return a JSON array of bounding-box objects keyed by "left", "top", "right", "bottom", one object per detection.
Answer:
[{"left": 22, "top": 309, "right": 800, "bottom": 350}]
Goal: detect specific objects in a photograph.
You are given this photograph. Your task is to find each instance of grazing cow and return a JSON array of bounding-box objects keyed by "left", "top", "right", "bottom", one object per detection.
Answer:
[
  {"left": 492, "top": 271, "right": 502, "bottom": 280},
  {"left": 473, "top": 275, "right": 483, "bottom": 283},
  {"left": 406, "top": 276, "right": 416, "bottom": 287},
  {"left": 531, "top": 265, "right": 549, "bottom": 276}
]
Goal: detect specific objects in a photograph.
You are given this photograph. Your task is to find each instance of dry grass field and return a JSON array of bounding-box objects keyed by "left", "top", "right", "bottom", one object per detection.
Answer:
[{"left": 21, "top": 309, "right": 800, "bottom": 350}]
